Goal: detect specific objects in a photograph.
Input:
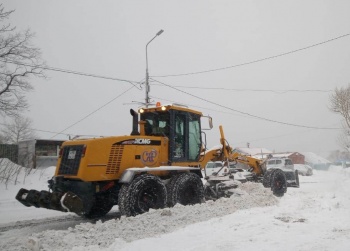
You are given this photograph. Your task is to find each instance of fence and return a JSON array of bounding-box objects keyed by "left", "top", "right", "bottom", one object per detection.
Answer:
[{"left": 0, "top": 144, "right": 18, "bottom": 163}]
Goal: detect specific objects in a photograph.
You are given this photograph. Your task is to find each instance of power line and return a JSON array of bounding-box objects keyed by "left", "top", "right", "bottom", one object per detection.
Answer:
[
  {"left": 152, "top": 96, "right": 342, "bottom": 147},
  {"left": 150, "top": 83, "right": 331, "bottom": 93},
  {"left": 151, "top": 78, "right": 341, "bottom": 130},
  {"left": 0, "top": 122, "right": 69, "bottom": 136},
  {"left": 0, "top": 86, "right": 135, "bottom": 139},
  {"left": 235, "top": 122, "right": 341, "bottom": 146},
  {"left": 152, "top": 33, "right": 350, "bottom": 77},
  {"left": 50, "top": 85, "right": 135, "bottom": 138},
  {"left": 151, "top": 95, "right": 251, "bottom": 119},
  {"left": 0, "top": 58, "right": 142, "bottom": 88}
]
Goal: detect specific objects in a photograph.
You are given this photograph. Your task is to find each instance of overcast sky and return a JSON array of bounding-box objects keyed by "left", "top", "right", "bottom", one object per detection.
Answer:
[{"left": 3, "top": 0, "right": 350, "bottom": 158}]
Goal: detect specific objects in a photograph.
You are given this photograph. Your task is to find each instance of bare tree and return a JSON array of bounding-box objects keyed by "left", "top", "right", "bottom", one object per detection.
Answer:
[
  {"left": 330, "top": 84, "right": 350, "bottom": 151},
  {"left": 0, "top": 4, "right": 45, "bottom": 117},
  {"left": 330, "top": 84, "right": 350, "bottom": 127},
  {"left": 336, "top": 124, "right": 350, "bottom": 151},
  {"left": 0, "top": 115, "right": 37, "bottom": 143}
]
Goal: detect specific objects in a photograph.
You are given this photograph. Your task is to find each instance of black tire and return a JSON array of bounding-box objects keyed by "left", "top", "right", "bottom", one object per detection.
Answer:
[
  {"left": 167, "top": 172, "right": 204, "bottom": 207},
  {"left": 83, "top": 195, "right": 113, "bottom": 219},
  {"left": 117, "top": 183, "right": 130, "bottom": 216},
  {"left": 166, "top": 174, "right": 181, "bottom": 207},
  {"left": 270, "top": 169, "right": 287, "bottom": 197},
  {"left": 295, "top": 170, "right": 300, "bottom": 188},
  {"left": 121, "top": 174, "right": 167, "bottom": 217},
  {"left": 262, "top": 169, "right": 274, "bottom": 188}
]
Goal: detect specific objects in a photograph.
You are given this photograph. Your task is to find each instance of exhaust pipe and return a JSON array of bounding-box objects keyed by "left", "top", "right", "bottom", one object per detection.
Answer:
[{"left": 130, "top": 109, "right": 140, "bottom": 135}]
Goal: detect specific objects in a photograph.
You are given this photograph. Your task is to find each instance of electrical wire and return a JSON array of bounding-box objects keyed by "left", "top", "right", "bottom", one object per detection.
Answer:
[
  {"left": 0, "top": 58, "right": 142, "bottom": 89},
  {"left": 150, "top": 78, "right": 341, "bottom": 130},
  {"left": 151, "top": 95, "right": 251, "bottom": 119},
  {"left": 152, "top": 33, "right": 350, "bottom": 77},
  {"left": 0, "top": 122, "right": 103, "bottom": 138},
  {"left": 0, "top": 122, "right": 68, "bottom": 136},
  {"left": 150, "top": 83, "right": 331, "bottom": 94},
  {"left": 151, "top": 95, "right": 343, "bottom": 151},
  {"left": 50, "top": 85, "right": 135, "bottom": 139}
]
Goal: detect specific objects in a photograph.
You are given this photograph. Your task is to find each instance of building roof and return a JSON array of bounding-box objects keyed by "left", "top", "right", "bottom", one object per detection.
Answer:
[
  {"left": 234, "top": 147, "right": 273, "bottom": 156},
  {"left": 302, "top": 152, "right": 331, "bottom": 164}
]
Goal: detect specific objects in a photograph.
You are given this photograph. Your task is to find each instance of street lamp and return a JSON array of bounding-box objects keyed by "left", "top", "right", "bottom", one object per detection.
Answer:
[{"left": 145, "top": 29, "right": 164, "bottom": 107}]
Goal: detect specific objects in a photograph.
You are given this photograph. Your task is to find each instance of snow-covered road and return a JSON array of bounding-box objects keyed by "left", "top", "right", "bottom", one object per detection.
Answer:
[{"left": 0, "top": 162, "right": 349, "bottom": 251}]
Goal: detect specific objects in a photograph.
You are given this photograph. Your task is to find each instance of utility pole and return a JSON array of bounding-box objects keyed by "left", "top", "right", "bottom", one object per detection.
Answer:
[{"left": 145, "top": 29, "right": 164, "bottom": 107}]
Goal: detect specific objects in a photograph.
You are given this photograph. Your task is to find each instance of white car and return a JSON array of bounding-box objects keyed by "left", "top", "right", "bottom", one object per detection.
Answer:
[
  {"left": 203, "top": 161, "right": 249, "bottom": 182},
  {"left": 266, "top": 157, "right": 295, "bottom": 172},
  {"left": 204, "top": 161, "right": 225, "bottom": 176},
  {"left": 294, "top": 164, "right": 313, "bottom": 176},
  {"left": 265, "top": 157, "right": 299, "bottom": 187}
]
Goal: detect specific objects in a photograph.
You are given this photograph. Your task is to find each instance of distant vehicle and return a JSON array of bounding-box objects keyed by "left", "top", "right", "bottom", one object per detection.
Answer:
[
  {"left": 266, "top": 157, "right": 294, "bottom": 172},
  {"left": 204, "top": 161, "right": 225, "bottom": 176},
  {"left": 294, "top": 164, "right": 313, "bottom": 176},
  {"left": 265, "top": 157, "right": 299, "bottom": 187},
  {"left": 203, "top": 161, "right": 249, "bottom": 182}
]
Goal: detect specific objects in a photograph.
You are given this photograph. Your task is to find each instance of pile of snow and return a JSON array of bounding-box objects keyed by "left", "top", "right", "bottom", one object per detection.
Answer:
[
  {"left": 30, "top": 182, "right": 277, "bottom": 251},
  {"left": 302, "top": 152, "right": 331, "bottom": 164},
  {"left": 0, "top": 158, "right": 70, "bottom": 224},
  {"left": 0, "top": 158, "right": 56, "bottom": 190},
  {"left": 328, "top": 164, "right": 350, "bottom": 176}
]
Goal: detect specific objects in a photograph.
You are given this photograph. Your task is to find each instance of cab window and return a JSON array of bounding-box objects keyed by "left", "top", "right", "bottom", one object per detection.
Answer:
[
  {"left": 285, "top": 159, "right": 293, "bottom": 165},
  {"left": 142, "top": 112, "right": 170, "bottom": 136},
  {"left": 188, "top": 114, "right": 201, "bottom": 161}
]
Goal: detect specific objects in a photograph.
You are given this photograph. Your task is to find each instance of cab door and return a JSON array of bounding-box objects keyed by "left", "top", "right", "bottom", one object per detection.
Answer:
[{"left": 169, "top": 110, "right": 201, "bottom": 163}]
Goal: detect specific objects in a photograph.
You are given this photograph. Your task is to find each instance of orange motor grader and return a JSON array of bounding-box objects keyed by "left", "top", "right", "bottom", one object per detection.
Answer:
[
  {"left": 16, "top": 103, "right": 224, "bottom": 218},
  {"left": 16, "top": 103, "right": 294, "bottom": 218}
]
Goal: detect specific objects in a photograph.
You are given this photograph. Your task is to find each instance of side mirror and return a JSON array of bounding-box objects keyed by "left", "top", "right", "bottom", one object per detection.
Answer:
[
  {"left": 209, "top": 117, "right": 213, "bottom": 129},
  {"left": 201, "top": 116, "right": 213, "bottom": 130}
]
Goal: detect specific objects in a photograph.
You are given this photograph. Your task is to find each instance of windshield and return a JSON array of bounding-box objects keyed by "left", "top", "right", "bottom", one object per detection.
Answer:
[{"left": 141, "top": 111, "right": 170, "bottom": 136}]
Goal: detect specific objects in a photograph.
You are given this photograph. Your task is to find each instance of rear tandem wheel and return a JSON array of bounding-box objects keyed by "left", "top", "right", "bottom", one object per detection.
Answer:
[
  {"left": 118, "top": 174, "right": 167, "bottom": 217},
  {"left": 166, "top": 172, "right": 205, "bottom": 207}
]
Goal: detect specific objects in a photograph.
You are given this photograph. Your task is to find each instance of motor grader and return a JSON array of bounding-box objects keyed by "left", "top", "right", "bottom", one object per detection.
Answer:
[
  {"left": 15, "top": 103, "right": 293, "bottom": 218},
  {"left": 16, "top": 103, "right": 216, "bottom": 218}
]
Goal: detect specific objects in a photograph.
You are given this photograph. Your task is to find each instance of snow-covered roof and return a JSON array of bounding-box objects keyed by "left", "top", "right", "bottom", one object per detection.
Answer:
[
  {"left": 302, "top": 152, "right": 331, "bottom": 164},
  {"left": 233, "top": 147, "right": 273, "bottom": 156}
]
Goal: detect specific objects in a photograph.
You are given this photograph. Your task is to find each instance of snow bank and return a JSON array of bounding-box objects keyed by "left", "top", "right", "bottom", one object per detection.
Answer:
[
  {"left": 328, "top": 164, "right": 350, "bottom": 176},
  {"left": 0, "top": 159, "right": 69, "bottom": 224},
  {"left": 302, "top": 152, "right": 331, "bottom": 164},
  {"left": 29, "top": 183, "right": 278, "bottom": 251},
  {"left": 2, "top": 161, "right": 350, "bottom": 251},
  {"left": 0, "top": 158, "right": 56, "bottom": 190}
]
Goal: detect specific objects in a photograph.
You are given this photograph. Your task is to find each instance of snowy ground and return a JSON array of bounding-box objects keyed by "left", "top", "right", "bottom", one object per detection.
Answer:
[{"left": 0, "top": 159, "right": 350, "bottom": 251}]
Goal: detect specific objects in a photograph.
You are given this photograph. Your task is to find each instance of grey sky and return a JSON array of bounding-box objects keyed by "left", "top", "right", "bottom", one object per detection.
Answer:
[{"left": 3, "top": 0, "right": 350, "bottom": 158}]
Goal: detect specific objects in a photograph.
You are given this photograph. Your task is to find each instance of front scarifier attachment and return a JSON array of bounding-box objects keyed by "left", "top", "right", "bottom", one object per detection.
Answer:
[
  {"left": 15, "top": 188, "right": 84, "bottom": 215},
  {"left": 204, "top": 175, "right": 240, "bottom": 201}
]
